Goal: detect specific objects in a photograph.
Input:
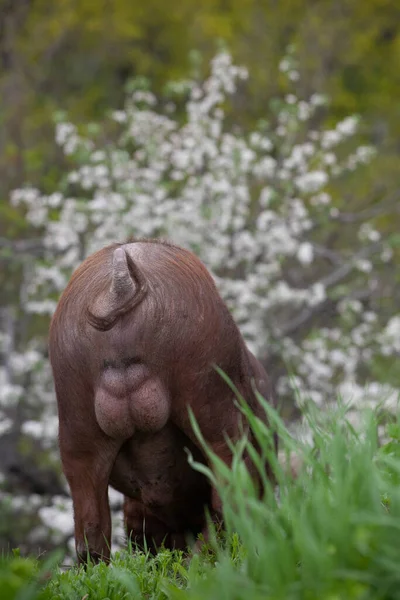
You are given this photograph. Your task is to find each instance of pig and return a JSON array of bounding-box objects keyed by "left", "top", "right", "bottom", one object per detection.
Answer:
[{"left": 48, "top": 238, "right": 275, "bottom": 564}]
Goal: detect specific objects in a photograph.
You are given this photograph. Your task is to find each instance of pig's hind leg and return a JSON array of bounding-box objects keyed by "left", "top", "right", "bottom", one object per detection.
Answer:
[
  {"left": 123, "top": 497, "right": 188, "bottom": 553},
  {"left": 175, "top": 390, "right": 264, "bottom": 550},
  {"left": 57, "top": 384, "right": 121, "bottom": 565}
]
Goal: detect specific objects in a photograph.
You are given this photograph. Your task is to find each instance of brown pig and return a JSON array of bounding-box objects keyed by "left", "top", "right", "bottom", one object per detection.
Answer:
[{"left": 48, "top": 238, "right": 275, "bottom": 563}]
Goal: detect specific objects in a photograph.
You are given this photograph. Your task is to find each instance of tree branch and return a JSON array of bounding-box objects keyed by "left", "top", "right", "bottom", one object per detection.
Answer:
[
  {"left": 335, "top": 191, "right": 400, "bottom": 223},
  {"left": 278, "top": 242, "right": 382, "bottom": 337}
]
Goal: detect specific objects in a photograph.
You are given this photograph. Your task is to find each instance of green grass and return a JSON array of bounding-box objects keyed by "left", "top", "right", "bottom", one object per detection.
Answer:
[{"left": 4, "top": 392, "right": 400, "bottom": 600}]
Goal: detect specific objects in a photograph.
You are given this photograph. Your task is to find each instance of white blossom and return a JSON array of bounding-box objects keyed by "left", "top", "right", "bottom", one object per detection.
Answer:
[
  {"left": 336, "top": 116, "right": 359, "bottom": 137},
  {"left": 295, "top": 171, "right": 328, "bottom": 193},
  {"left": 4, "top": 51, "right": 395, "bottom": 551},
  {"left": 297, "top": 242, "right": 314, "bottom": 265}
]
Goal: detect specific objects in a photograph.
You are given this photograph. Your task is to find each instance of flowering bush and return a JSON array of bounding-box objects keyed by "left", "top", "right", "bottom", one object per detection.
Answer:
[{"left": 1, "top": 49, "right": 399, "bottom": 551}]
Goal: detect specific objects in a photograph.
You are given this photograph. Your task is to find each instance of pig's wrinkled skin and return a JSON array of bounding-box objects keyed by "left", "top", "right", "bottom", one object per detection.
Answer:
[{"left": 49, "top": 239, "right": 275, "bottom": 564}]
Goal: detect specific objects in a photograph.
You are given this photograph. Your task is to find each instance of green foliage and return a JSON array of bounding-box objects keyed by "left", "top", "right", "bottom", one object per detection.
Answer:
[
  {"left": 4, "top": 400, "right": 400, "bottom": 599},
  {"left": 174, "top": 398, "right": 400, "bottom": 599},
  {"left": 42, "top": 550, "right": 190, "bottom": 600},
  {"left": 0, "top": 550, "right": 61, "bottom": 600},
  {"left": 1, "top": 0, "right": 400, "bottom": 208}
]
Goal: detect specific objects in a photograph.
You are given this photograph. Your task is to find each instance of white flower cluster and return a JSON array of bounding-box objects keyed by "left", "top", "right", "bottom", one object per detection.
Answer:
[
  {"left": 3, "top": 50, "right": 399, "bottom": 551},
  {"left": 9, "top": 50, "right": 397, "bottom": 411}
]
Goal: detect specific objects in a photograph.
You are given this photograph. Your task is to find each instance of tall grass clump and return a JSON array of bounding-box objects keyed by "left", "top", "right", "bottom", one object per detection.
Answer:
[
  {"left": 170, "top": 378, "right": 400, "bottom": 600},
  {"left": 4, "top": 387, "right": 400, "bottom": 599},
  {"left": 1, "top": 547, "right": 194, "bottom": 600}
]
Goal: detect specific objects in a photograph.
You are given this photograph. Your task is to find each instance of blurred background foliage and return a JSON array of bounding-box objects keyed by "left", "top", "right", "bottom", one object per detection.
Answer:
[
  {"left": 2, "top": 0, "right": 400, "bottom": 301},
  {"left": 1, "top": 0, "right": 400, "bottom": 201},
  {"left": 0, "top": 0, "right": 400, "bottom": 557}
]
